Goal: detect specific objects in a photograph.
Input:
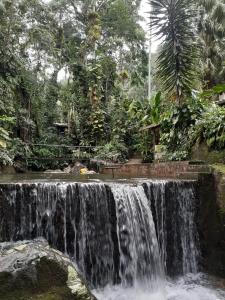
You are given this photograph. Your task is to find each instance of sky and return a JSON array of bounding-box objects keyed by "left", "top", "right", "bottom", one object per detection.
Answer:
[{"left": 140, "top": 0, "right": 159, "bottom": 52}]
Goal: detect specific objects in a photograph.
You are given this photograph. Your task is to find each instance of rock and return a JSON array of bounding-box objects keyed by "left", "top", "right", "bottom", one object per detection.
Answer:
[
  {"left": 14, "top": 160, "right": 27, "bottom": 173},
  {"left": 0, "top": 239, "right": 96, "bottom": 300},
  {"left": 64, "top": 162, "right": 86, "bottom": 174},
  {"left": 44, "top": 169, "right": 64, "bottom": 173},
  {"left": 86, "top": 171, "right": 96, "bottom": 175},
  {"left": 0, "top": 165, "right": 16, "bottom": 174}
]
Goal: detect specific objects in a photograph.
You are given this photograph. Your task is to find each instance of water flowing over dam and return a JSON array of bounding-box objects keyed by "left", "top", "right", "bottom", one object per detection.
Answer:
[{"left": 0, "top": 178, "right": 224, "bottom": 299}]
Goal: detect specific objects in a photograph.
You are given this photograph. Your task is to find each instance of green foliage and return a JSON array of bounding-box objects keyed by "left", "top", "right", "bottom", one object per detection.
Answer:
[
  {"left": 161, "top": 94, "right": 225, "bottom": 160},
  {"left": 201, "top": 83, "right": 225, "bottom": 98},
  {"left": 95, "top": 139, "right": 128, "bottom": 162},
  {"left": 192, "top": 105, "right": 225, "bottom": 150},
  {"left": 161, "top": 99, "right": 205, "bottom": 159},
  {"left": 0, "top": 150, "right": 13, "bottom": 166},
  {"left": 165, "top": 150, "right": 189, "bottom": 162},
  {"left": 72, "top": 149, "right": 91, "bottom": 160},
  {"left": 1, "top": 0, "right": 225, "bottom": 168},
  {"left": 125, "top": 92, "right": 164, "bottom": 160},
  {"left": 150, "top": 92, "right": 162, "bottom": 125},
  {"left": 150, "top": 0, "right": 199, "bottom": 102},
  {"left": 88, "top": 107, "right": 106, "bottom": 145},
  {"left": 0, "top": 0, "right": 147, "bottom": 167},
  {"left": 0, "top": 127, "right": 10, "bottom": 148},
  {"left": 198, "top": 0, "right": 225, "bottom": 87},
  {"left": 133, "top": 132, "right": 154, "bottom": 162}
]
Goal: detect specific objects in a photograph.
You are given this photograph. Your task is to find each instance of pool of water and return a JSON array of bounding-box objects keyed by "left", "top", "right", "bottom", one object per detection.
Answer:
[{"left": 93, "top": 274, "right": 225, "bottom": 300}]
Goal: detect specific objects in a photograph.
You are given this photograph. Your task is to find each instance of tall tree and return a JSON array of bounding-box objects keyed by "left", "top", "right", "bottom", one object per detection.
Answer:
[
  {"left": 198, "top": 0, "right": 225, "bottom": 88},
  {"left": 149, "top": 0, "right": 199, "bottom": 103}
]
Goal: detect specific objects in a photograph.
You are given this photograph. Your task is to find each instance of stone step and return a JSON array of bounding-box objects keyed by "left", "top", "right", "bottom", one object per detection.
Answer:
[
  {"left": 186, "top": 165, "right": 212, "bottom": 173},
  {"left": 178, "top": 172, "right": 212, "bottom": 180},
  {"left": 126, "top": 159, "right": 143, "bottom": 165}
]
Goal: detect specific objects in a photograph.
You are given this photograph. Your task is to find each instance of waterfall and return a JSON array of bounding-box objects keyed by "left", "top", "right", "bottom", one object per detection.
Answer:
[
  {"left": 0, "top": 180, "right": 199, "bottom": 290},
  {"left": 110, "top": 184, "right": 164, "bottom": 290},
  {"left": 143, "top": 180, "right": 200, "bottom": 275}
]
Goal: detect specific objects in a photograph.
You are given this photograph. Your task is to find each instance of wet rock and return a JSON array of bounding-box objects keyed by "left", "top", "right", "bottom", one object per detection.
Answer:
[
  {"left": 63, "top": 162, "right": 86, "bottom": 174},
  {"left": 14, "top": 160, "right": 27, "bottom": 173},
  {"left": 44, "top": 169, "right": 64, "bottom": 173},
  {"left": 0, "top": 165, "right": 16, "bottom": 174},
  {"left": 0, "top": 239, "right": 96, "bottom": 300}
]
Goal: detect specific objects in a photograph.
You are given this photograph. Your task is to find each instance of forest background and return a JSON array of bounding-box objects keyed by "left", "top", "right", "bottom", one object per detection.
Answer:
[{"left": 0, "top": 0, "right": 225, "bottom": 170}]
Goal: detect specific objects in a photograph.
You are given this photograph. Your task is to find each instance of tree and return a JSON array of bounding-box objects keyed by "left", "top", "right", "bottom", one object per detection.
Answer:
[
  {"left": 0, "top": 0, "right": 149, "bottom": 166},
  {"left": 198, "top": 0, "right": 225, "bottom": 88},
  {"left": 149, "top": 0, "right": 199, "bottom": 104}
]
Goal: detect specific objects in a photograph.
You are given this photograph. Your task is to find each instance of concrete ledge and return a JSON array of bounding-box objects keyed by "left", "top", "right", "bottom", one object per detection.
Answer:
[{"left": 101, "top": 161, "right": 210, "bottom": 179}]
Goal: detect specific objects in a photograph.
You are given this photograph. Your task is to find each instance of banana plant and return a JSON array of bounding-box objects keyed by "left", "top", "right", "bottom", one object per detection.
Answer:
[
  {"left": 128, "top": 91, "right": 163, "bottom": 127},
  {"left": 150, "top": 91, "right": 162, "bottom": 125}
]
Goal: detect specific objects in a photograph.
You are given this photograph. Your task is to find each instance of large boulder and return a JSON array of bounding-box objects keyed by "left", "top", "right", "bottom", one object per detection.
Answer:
[{"left": 0, "top": 239, "right": 96, "bottom": 300}]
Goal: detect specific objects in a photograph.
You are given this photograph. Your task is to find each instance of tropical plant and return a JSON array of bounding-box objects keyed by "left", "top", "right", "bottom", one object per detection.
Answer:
[
  {"left": 95, "top": 140, "right": 128, "bottom": 162},
  {"left": 128, "top": 92, "right": 163, "bottom": 127},
  {"left": 198, "top": 0, "right": 225, "bottom": 87},
  {"left": 191, "top": 105, "right": 225, "bottom": 150},
  {"left": 160, "top": 99, "right": 205, "bottom": 157},
  {"left": 149, "top": 0, "right": 199, "bottom": 103},
  {"left": 150, "top": 91, "right": 162, "bottom": 124},
  {"left": 201, "top": 83, "right": 225, "bottom": 99}
]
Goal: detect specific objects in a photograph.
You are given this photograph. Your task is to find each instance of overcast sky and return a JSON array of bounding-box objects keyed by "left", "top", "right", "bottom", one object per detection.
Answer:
[{"left": 140, "top": 0, "right": 159, "bottom": 52}]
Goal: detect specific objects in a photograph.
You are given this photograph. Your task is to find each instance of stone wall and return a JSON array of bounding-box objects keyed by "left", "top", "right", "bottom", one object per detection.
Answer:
[
  {"left": 101, "top": 161, "right": 209, "bottom": 179},
  {"left": 102, "top": 162, "right": 225, "bottom": 278},
  {"left": 197, "top": 172, "right": 225, "bottom": 277}
]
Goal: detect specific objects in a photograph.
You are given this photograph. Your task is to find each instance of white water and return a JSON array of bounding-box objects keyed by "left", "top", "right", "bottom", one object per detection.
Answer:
[
  {"left": 94, "top": 274, "right": 225, "bottom": 300},
  {"left": 110, "top": 184, "right": 164, "bottom": 288},
  {"left": 1, "top": 180, "right": 225, "bottom": 299}
]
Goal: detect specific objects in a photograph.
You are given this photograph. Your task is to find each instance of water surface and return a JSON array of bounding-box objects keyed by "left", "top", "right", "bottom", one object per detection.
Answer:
[{"left": 94, "top": 274, "right": 225, "bottom": 300}]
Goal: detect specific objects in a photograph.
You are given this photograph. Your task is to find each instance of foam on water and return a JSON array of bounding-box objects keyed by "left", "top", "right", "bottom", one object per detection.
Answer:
[
  {"left": 93, "top": 274, "right": 225, "bottom": 300},
  {"left": 1, "top": 180, "right": 225, "bottom": 299}
]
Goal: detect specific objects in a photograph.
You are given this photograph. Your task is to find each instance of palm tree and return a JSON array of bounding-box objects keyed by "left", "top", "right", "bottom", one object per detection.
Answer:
[
  {"left": 149, "top": 0, "right": 198, "bottom": 104},
  {"left": 198, "top": 0, "right": 225, "bottom": 88}
]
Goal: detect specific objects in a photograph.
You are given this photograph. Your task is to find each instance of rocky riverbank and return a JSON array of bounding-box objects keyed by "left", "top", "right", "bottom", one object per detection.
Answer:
[{"left": 0, "top": 239, "right": 96, "bottom": 300}]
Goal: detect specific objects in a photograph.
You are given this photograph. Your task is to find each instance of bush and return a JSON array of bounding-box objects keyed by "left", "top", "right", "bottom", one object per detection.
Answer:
[
  {"left": 0, "top": 149, "right": 13, "bottom": 166},
  {"left": 95, "top": 140, "right": 128, "bottom": 162},
  {"left": 160, "top": 99, "right": 205, "bottom": 160},
  {"left": 191, "top": 105, "right": 225, "bottom": 150}
]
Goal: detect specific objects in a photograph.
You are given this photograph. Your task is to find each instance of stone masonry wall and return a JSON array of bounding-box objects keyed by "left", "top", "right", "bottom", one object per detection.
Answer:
[{"left": 101, "top": 161, "right": 205, "bottom": 178}]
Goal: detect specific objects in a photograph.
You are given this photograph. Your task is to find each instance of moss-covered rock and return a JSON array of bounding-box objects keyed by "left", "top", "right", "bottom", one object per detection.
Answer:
[{"left": 0, "top": 239, "right": 96, "bottom": 300}]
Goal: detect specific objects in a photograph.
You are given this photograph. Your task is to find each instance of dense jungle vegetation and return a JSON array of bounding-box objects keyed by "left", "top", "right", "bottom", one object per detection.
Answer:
[{"left": 0, "top": 0, "right": 225, "bottom": 170}]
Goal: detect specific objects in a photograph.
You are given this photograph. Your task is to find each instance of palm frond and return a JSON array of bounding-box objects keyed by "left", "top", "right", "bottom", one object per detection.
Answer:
[{"left": 149, "top": 0, "right": 199, "bottom": 103}]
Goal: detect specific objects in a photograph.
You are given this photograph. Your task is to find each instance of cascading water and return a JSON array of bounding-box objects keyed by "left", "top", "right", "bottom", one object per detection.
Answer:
[
  {"left": 0, "top": 179, "right": 224, "bottom": 300},
  {"left": 110, "top": 184, "right": 164, "bottom": 290},
  {"left": 0, "top": 182, "right": 120, "bottom": 287},
  {"left": 143, "top": 180, "right": 199, "bottom": 275}
]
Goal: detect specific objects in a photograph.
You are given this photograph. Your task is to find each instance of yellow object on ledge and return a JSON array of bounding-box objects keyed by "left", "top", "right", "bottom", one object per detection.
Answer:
[{"left": 80, "top": 168, "right": 89, "bottom": 175}]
